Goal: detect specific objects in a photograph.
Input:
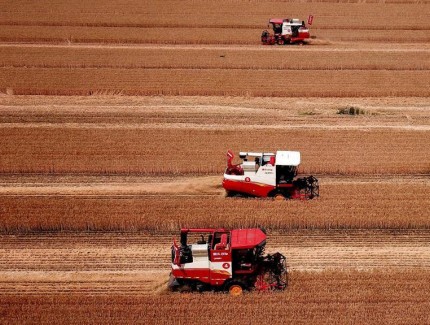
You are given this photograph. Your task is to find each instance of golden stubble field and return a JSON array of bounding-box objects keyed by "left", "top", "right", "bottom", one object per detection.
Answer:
[{"left": 0, "top": 0, "right": 429, "bottom": 323}]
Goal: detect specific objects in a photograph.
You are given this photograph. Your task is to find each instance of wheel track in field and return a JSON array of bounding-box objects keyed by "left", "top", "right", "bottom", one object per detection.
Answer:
[{"left": 0, "top": 230, "right": 429, "bottom": 295}]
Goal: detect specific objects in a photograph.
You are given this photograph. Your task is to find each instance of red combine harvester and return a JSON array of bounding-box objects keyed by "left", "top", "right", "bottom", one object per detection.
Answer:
[
  {"left": 261, "top": 16, "right": 313, "bottom": 45},
  {"left": 223, "top": 150, "right": 319, "bottom": 199},
  {"left": 169, "top": 228, "right": 288, "bottom": 295}
]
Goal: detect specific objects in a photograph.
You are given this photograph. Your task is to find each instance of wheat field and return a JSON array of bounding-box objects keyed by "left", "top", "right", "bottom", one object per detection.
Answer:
[{"left": 0, "top": 0, "right": 429, "bottom": 323}]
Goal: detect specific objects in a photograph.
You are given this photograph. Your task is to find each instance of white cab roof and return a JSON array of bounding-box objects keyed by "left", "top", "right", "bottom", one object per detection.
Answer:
[
  {"left": 239, "top": 152, "right": 275, "bottom": 157},
  {"left": 276, "top": 151, "right": 301, "bottom": 166}
]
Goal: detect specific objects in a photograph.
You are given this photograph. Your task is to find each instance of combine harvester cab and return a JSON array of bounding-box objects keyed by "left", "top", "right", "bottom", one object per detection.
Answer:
[
  {"left": 169, "top": 228, "right": 288, "bottom": 295},
  {"left": 223, "top": 150, "right": 319, "bottom": 199},
  {"left": 261, "top": 16, "right": 312, "bottom": 45}
]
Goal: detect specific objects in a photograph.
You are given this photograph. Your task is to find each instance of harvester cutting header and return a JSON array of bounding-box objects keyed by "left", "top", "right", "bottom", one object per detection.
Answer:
[
  {"left": 261, "top": 15, "right": 313, "bottom": 45},
  {"left": 223, "top": 150, "right": 319, "bottom": 199}
]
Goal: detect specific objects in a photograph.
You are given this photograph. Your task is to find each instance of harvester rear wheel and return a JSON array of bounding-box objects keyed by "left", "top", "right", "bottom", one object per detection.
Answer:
[{"left": 225, "top": 190, "right": 238, "bottom": 198}]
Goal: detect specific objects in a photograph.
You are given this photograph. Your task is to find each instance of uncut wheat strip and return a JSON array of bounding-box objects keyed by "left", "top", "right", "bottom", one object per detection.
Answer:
[
  {"left": 1, "top": 67, "right": 429, "bottom": 97},
  {"left": 0, "top": 183, "right": 428, "bottom": 231},
  {"left": 0, "top": 0, "right": 427, "bottom": 29},
  {"left": 0, "top": 25, "right": 429, "bottom": 45},
  {"left": 1, "top": 46, "right": 429, "bottom": 70},
  {"left": 0, "top": 127, "right": 428, "bottom": 175}
]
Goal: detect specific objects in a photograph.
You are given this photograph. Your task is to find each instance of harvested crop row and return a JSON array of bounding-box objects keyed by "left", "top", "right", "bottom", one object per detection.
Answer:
[
  {"left": 1, "top": 270, "right": 429, "bottom": 324},
  {"left": 0, "top": 95, "right": 428, "bottom": 124},
  {"left": 2, "top": 45, "right": 429, "bottom": 71},
  {"left": 0, "top": 181, "right": 428, "bottom": 231}
]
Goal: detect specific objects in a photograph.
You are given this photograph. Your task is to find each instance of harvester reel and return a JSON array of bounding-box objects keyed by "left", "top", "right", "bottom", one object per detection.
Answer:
[
  {"left": 306, "top": 175, "right": 319, "bottom": 198},
  {"left": 257, "top": 252, "right": 288, "bottom": 291},
  {"left": 261, "top": 30, "right": 270, "bottom": 43},
  {"left": 294, "top": 176, "right": 319, "bottom": 199}
]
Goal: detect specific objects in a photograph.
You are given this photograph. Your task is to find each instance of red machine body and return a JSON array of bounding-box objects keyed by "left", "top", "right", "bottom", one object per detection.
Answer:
[
  {"left": 169, "top": 228, "right": 288, "bottom": 294},
  {"left": 261, "top": 17, "right": 312, "bottom": 45},
  {"left": 223, "top": 150, "right": 319, "bottom": 200}
]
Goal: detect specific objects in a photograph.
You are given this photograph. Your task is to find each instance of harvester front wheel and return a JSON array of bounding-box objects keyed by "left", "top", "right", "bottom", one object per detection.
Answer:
[
  {"left": 274, "top": 193, "right": 285, "bottom": 201},
  {"left": 229, "top": 284, "right": 243, "bottom": 296},
  {"left": 226, "top": 281, "right": 245, "bottom": 296}
]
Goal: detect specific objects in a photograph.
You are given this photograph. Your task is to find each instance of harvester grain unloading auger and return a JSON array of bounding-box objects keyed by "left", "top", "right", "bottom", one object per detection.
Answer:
[
  {"left": 169, "top": 228, "right": 288, "bottom": 295},
  {"left": 223, "top": 150, "right": 319, "bottom": 200}
]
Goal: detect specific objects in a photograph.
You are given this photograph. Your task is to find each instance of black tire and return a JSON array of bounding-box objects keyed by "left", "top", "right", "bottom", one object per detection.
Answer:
[
  {"left": 226, "top": 191, "right": 247, "bottom": 198},
  {"left": 225, "top": 190, "right": 235, "bottom": 197}
]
